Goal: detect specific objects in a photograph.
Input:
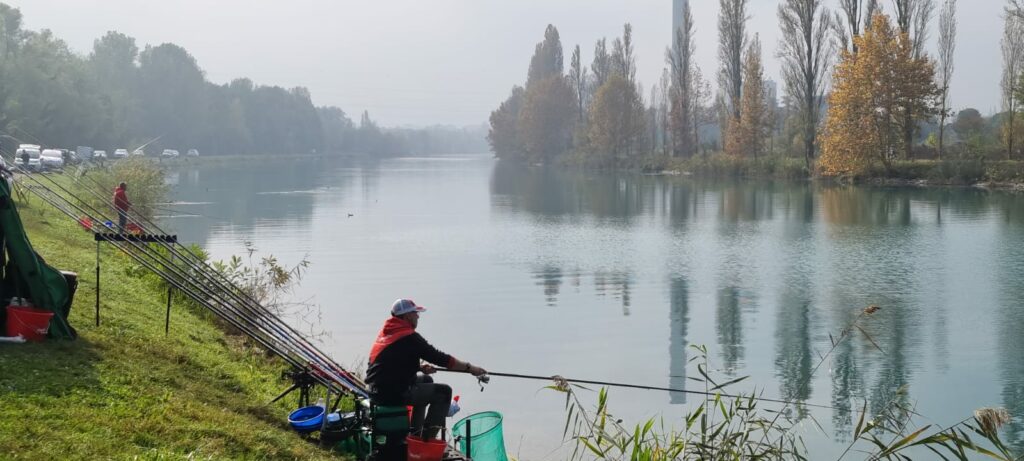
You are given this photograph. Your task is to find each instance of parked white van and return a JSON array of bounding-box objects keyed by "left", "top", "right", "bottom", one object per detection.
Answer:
[
  {"left": 161, "top": 149, "right": 179, "bottom": 157},
  {"left": 14, "top": 144, "right": 42, "bottom": 172},
  {"left": 40, "top": 149, "right": 65, "bottom": 170},
  {"left": 113, "top": 148, "right": 129, "bottom": 159}
]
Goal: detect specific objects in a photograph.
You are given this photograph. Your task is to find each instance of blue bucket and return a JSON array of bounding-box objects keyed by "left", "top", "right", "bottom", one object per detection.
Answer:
[{"left": 288, "top": 405, "right": 326, "bottom": 433}]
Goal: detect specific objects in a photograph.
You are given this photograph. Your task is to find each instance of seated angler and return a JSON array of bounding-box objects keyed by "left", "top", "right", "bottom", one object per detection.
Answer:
[{"left": 366, "top": 298, "right": 487, "bottom": 440}]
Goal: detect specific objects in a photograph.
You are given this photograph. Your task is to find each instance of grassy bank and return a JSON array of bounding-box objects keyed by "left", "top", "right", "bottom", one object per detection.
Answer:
[{"left": 0, "top": 191, "right": 339, "bottom": 459}]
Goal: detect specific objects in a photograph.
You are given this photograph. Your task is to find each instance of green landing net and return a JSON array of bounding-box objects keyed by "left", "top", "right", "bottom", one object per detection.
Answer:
[{"left": 452, "top": 411, "right": 508, "bottom": 461}]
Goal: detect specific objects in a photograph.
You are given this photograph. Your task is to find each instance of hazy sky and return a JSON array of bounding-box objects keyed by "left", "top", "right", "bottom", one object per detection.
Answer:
[{"left": 10, "top": 0, "right": 1008, "bottom": 127}]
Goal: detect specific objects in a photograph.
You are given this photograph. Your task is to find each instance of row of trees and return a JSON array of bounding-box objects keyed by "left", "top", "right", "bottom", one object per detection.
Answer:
[
  {"left": 486, "top": 0, "right": 840, "bottom": 170},
  {"left": 489, "top": 0, "right": 1024, "bottom": 179},
  {"left": 489, "top": 24, "right": 648, "bottom": 167},
  {"left": 0, "top": 4, "right": 485, "bottom": 157}
]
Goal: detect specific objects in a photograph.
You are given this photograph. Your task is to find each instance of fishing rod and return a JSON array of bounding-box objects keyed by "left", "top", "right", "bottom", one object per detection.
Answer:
[
  {"left": 2, "top": 129, "right": 367, "bottom": 393},
  {"left": 130, "top": 135, "right": 164, "bottom": 155},
  {"left": 439, "top": 369, "right": 839, "bottom": 410},
  {"left": 20, "top": 173, "right": 367, "bottom": 397},
  {"left": 60, "top": 168, "right": 368, "bottom": 391},
  {"left": 10, "top": 162, "right": 369, "bottom": 396},
  {"left": 148, "top": 204, "right": 223, "bottom": 220},
  {"left": 37, "top": 173, "right": 370, "bottom": 395}
]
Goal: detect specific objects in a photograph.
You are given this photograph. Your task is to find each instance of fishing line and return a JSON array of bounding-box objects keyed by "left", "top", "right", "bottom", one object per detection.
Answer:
[{"left": 439, "top": 369, "right": 839, "bottom": 410}]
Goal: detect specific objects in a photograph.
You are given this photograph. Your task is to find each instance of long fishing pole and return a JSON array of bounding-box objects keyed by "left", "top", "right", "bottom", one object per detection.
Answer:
[
  {"left": 1, "top": 129, "right": 366, "bottom": 393},
  {"left": 439, "top": 369, "right": 838, "bottom": 410},
  {"left": 63, "top": 166, "right": 368, "bottom": 390},
  {"left": 65, "top": 169, "right": 368, "bottom": 390},
  {"left": 11, "top": 159, "right": 368, "bottom": 394},
  {"left": 14, "top": 170, "right": 366, "bottom": 396}
]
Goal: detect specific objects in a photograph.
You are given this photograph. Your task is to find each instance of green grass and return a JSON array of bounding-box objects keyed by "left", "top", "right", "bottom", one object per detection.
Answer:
[{"left": 0, "top": 192, "right": 343, "bottom": 460}]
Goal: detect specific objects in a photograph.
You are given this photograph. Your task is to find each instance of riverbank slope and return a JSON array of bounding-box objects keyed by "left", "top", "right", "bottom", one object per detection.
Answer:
[{"left": 0, "top": 193, "right": 339, "bottom": 459}]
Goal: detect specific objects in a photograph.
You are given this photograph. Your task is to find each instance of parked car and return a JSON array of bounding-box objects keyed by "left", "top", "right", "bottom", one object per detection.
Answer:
[
  {"left": 14, "top": 144, "right": 42, "bottom": 171},
  {"left": 186, "top": 148, "right": 199, "bottom": 157},
  {"left": 131, "top": 148, "right": 145, "bottom": 156},
  {"left": 113, "top": 148, "right": 129, "bottom": 159},
  {"left": 161, "top": 149, "right": 179, "bottom": 157},
  {"left": 40, "top": 149, "right": 65, "bottom": 170},
  {"left": 64, "top": 149, "right": 81, "bottom": 165},
  {"left": 93, "top": 150, "right": 107, "bottom": 159},
  {"left": 76, "top": 146, "right": 93, "bottom": 160}
]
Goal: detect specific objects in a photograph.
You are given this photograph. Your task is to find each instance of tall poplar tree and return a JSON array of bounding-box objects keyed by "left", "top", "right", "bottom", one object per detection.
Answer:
[
  {"left": 936, "top": 0, "right": 957, "bottom": 159},
  {"left": 718, "top": 0, "right": 749, "bottom": 155},
  {"left": 778, "top": 0, "right": 833, "bottom": 170},
  {"left": 738, "top": 36, "right": 768, "bottom": 160},
  {"left": 667, "top": 2, "right": 697, "bottom": 157}
]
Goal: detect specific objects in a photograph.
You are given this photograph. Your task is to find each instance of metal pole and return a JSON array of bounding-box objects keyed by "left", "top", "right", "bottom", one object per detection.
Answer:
[
  {"left": 95, "top": 239, "right": 100, "bottom": 327},
  {"left": 466, "top": 419, "right": 472, "bottom": 458},
  {"left": 165, "top": 253, "right": 173, "bottom": 336}
]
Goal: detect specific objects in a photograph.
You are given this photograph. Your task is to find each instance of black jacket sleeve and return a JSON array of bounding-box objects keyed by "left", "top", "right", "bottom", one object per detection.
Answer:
[{"left": 410, "top": 333, "right": 452, "bottom": 367}]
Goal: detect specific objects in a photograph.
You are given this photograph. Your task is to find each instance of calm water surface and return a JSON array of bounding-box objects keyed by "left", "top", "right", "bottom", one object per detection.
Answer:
[{"left": 165, "top": 155, "right": 1024, "bottom": 459}]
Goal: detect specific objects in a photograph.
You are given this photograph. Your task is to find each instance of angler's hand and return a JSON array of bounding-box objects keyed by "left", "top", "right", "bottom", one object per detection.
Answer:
[
  {"left": 420, "top": 363, "right": 437, "bottom": 375},
  {"left": 469, "top": 365, "right": 487, "bottom": 377}
]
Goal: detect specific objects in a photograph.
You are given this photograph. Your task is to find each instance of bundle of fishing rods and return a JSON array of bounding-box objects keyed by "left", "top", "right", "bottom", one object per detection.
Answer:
[{"left": 4, "top": 155, "right": 368, "bottom": 400}]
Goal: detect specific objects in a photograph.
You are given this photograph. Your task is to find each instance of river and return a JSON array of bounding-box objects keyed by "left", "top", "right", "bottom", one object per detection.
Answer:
[{"left": 163, "top": 154, "right": 1024, "bottom": 459}]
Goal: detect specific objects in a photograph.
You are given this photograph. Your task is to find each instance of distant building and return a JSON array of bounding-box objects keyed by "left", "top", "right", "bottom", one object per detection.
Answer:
[
  {"left": 672, "top": 0, "right": 690, "bottom": 46},
  {"left": 765, "top": 79, "right": 779, "bottom": 109}
]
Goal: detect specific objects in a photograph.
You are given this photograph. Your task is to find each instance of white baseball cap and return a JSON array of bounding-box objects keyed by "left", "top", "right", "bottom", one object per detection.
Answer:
[{"left": 391, "top": 298, "right": 427, "bottom": 316}]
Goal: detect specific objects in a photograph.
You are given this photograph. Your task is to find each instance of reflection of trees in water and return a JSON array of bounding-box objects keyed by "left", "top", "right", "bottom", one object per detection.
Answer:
[
  {"left": 996, "top": 228, "right": 1024, "bottom": 451},
  {"left": 829, "top": 339, "right": 863, "bottom": 439},
  {"left": 818, "top": 184, "right": 1003, "bottom": 227},
  {"left": 169, "top": 159, "right": 363, "bottom": 246},
  {"left": 594, "top": 270, "right": 632, "bottom": 316},
  {"left": 718, "top": 182, "right": 777, "bottom": 223},
  {"left": 669, "top": 276, "right": 690, "bottom": 404},
  {"left": 716, "top": 286, "right": 745, "bottom": 374},
  {"left": 490, "top": 161, "right": 644, "bottom": 221},
  {"left": 490, "top": 162, "right": 812, "bottom": 226},
  {"left": 773, "top": 196, "right": 816, "bottom": 422},
  {"left": 532, "top": 265, "right": 563, "bottom": 307},
  {"left": 774, "top": 299, "right": 813, "bottom": 420}
]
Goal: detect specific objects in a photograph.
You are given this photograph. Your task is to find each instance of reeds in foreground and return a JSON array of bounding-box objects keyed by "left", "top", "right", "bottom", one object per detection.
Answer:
[{"left": 552, "top": 305, "right": 1018, "bottom": 460}]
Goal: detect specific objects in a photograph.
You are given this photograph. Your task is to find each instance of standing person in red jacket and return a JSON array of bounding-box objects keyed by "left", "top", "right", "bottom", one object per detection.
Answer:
[
  {"left": 366, "top": 299, "right": 487, "bottom": 440},
  {"left": 113, "top": 182, "right": 131, "bottom": 231}
]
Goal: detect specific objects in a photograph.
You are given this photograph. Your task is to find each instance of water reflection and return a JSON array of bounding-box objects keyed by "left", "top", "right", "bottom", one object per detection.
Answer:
[
  {"left": 167, "top": 158, "right": 368, "bottom": 246},
  {"left": 668, "top": 276, "right": 690, "bottom": 404},
  {"left": 533, "top": 265, "right": 562, "bottom": 307},
  {"left": 166, "top": 158, "right": 1024, "bottom": 457}
]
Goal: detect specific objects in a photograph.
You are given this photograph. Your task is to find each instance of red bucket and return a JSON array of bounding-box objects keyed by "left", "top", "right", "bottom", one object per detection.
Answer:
[
  {"left": 406, "top": 435, "right": 446, "bottom": 461},
  {"left": 5, "top": 305, "right": 54, "bottom": 341}
]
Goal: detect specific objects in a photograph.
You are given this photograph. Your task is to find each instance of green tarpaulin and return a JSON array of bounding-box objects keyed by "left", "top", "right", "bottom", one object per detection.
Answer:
[{"left": 0, "top": 177, "right": 73, "bottom": 339}]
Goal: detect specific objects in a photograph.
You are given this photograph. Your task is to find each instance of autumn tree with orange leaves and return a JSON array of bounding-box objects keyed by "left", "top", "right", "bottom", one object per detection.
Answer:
[
  {"left": 736, "top": 35, "right": 769, "bottom": 160},
  {"left": 820, "top": 14, "right": 940, "bottom": 176}
]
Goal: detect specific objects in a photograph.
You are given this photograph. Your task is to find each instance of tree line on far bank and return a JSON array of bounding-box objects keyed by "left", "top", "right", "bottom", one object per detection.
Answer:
[
  {"left": 489, "top": 0, "right": 1024, "bottom": 182},
  {"left": 0, "top": 4, "right": 487, "bottom": 157}
]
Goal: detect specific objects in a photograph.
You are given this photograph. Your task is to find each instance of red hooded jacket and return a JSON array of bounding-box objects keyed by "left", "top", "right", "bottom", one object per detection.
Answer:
[{"left": 113, "top": 185, "right": 130, "bottom": 211}]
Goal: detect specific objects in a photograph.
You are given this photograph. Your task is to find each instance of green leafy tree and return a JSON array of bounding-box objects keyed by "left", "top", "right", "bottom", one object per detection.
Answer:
[
  {"left": 737, "top": 35, "right": 768, "bottom": 159},
  {"left": 952, "top": 108, "right": 986, "bottom": 141},
  {"left": 488, "top": 86, "right": 526, "bottom": 161},
  {"left": 527, "top": 25, "right": 563, "bottom": 86},
  {"left": 586, "top": 75, "right": 645, "bottom": 165},
  {"left": 518, "top": 76, "right": 575, "bottom": 164}
]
